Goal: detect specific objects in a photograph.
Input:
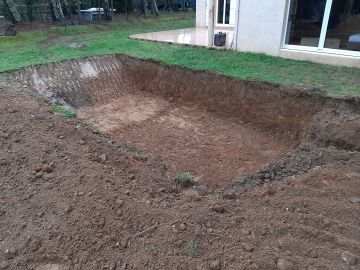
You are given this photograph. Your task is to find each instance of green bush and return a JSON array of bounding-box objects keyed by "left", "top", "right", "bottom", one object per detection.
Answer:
[{"left": 174, "top": 172, "right": 193, "bottom": 187}]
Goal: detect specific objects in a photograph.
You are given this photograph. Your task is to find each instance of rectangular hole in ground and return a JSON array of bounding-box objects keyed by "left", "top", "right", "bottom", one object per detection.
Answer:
[{"left": 10, "top": 54, "right": 330, "bottom": 191}]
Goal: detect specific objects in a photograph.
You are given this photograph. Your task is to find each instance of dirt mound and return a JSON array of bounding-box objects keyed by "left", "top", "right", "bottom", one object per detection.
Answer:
[{"left": 307, "top": 108, "right": 360, "bottom": 151}]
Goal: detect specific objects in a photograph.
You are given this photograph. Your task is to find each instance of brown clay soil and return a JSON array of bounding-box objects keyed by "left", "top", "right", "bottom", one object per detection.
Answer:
[
  {"left": 77, "top": 92, "right": 290, "bottom": 190},
  {"left": 0, "top": 55, "right": 360, "bottom": 270}
]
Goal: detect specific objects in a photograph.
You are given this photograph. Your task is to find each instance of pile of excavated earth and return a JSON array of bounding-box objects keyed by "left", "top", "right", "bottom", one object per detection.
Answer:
[{"left": 0, "top": 54, "right": 359, "bottom": 270}]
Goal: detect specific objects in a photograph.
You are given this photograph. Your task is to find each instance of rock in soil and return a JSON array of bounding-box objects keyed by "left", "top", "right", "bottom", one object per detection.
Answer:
[
  {"left": 210, "top": 204, "right": 225, "bottom": 213},
  {"left": 242, "top": 243, "right": 255, "bottom": 252},
  {"left": 209, "top": 260, "right": 221, "bottom": 270},
  {"left": 35, "top": 264, "right": 69, "bottom": 270},
  {"left": 349, "top": 197, "right": 360, "bottom": 204},
  {"left": 277, "top": 258, "right": 294, "bottom": 270},
  {"left": 221, "top": 191, "right": 236, "bottom": 200},
  {"left": 341, "top": 251, "right": 357, "bottom": 266},
  {"left": 0, "top": 261, "right": 9, "bottom": 269},
  {"left": 179, "top": 223, "right": 187, "bottom": 231},
  {"left": 4, "top": 248, "right": 17, "bottom": 259}
]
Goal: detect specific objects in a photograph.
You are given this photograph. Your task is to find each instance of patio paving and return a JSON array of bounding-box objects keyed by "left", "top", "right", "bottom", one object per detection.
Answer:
[{"left": 130, "top": 27, "right": 235, "bottom": 49}]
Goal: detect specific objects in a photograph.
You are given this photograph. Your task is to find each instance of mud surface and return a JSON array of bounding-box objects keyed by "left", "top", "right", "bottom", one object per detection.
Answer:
[{"left": 1, "top": 55, "right": 360, "bottom": 269}]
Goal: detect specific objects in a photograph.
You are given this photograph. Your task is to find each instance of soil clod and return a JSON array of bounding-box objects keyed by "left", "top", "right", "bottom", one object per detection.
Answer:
[
  {"left": 342, "top": 251, "right": 357, "bottom": 266},
  {"left": 276, "top": 258, "right": 294, "bottom": 270},
  {"left": 209, "top": 260, "right": 221, "bottom": 270}
]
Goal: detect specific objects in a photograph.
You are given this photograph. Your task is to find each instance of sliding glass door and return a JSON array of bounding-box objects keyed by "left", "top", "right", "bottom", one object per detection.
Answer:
[
  {"left": 325, "top": 0, "right": 360, "bottom": 51},
  {"left": 284, "top": 0, "right": 360, "bottom": 55}
]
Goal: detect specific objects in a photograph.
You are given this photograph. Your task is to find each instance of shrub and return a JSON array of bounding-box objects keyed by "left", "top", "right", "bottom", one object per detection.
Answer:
[{"left": 174, "top": 172, "right": 194, "bottom": 187}]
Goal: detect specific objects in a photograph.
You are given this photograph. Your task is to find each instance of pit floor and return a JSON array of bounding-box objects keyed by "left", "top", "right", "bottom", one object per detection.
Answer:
[{"left": 78, "top": 92, "right": 291, "bottom": 190}]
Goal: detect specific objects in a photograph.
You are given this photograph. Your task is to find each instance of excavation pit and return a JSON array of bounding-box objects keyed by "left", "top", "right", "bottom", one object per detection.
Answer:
[
  {"left": 9, "top": 54, "right": 360, "bottom": 190},
  {"left": 77, "top": 93, "right": 291, "bottom": 190}
]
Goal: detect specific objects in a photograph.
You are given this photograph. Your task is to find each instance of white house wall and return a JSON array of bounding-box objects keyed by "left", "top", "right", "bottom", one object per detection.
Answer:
[
  {"left": 196, "top": 0, "right": 287, "bottom": 54},
  {"left": 229, "top": 2, "right": 236, "bottom": 26},
  {"left": 196, "top": 0, "right": 208, "bottom": 27},
  {"left": 236, "top": 0, "right": 287, "bottom": 56}
]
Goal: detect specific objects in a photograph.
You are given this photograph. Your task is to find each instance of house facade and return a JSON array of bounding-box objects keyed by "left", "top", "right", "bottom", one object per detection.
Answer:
[{"left": 196, "top": 0, "right": 360, "bottom": 67}]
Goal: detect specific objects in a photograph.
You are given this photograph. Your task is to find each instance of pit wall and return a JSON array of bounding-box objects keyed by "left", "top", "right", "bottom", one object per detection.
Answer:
[
  {"left": 9, "top": 55, "right": 134, "bottom": 107},
  {"left": 7, "top": 54, "right": 360, "bottom": 143}
]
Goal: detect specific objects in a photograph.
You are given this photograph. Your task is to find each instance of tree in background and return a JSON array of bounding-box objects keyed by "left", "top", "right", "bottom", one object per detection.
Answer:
[
  {"left": 140, "top": 0, "right": 147, "bottom": 18},
  {"left": 26, "top": 0, "right": 34, "bottom": 22},
  {"left": 76, "top": 0, "right": 81, "bottom": 24},
  {"left": 0, "top": 0, "right": 183, "bottom": 24},
  {"left": 61, "top": 0, "right": 74, "bottom": 23},
  {"left": 149, "top": 0, "right": 159, "bottom": 16},
  {"left": 50, "top": 0, "right": 65, "bottom": 23},
  {"left": 103, "top": 0, "right": 112, "bottom": 20},
  {"left": 3, "top": 0, "right": 22, "bottom": 22}
]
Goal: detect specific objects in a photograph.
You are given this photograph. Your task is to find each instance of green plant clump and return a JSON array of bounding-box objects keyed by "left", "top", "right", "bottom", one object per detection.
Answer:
[
  {"left": 53, "top": 105, "right": 76, "bottom": 118},
  {"left": 174, "top": 172, "right": 194, "bottom": 187},
  {"left": 188, "top": 240, "right": 199, "bottom": 258}
]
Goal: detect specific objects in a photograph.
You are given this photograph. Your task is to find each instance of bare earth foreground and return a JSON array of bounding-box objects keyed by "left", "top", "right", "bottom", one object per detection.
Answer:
[{"left": 0, "top": 55, "right": 360, "bottom": 270}]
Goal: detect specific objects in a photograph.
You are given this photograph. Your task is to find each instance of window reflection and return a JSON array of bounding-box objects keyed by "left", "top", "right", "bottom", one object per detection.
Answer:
[
  {"left": 325, "top": 0, "right": 360, "bottom": 51},
  {"left": 285, "top": 0, "right": 327, "bottom": 47},
  {"left": 217, "top": 0, "right": 231, "bottom": 25},
  {"left": 285, "top": 0, "right": 360, "bottom": 52},
  {"left": 225, "top": 0, "right": 230, "bottom": 24},
  {"left": 217, "top": 0, "right": 224, "bottom": 24}
]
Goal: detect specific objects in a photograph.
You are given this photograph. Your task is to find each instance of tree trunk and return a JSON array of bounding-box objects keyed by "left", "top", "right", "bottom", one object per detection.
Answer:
[
  {"left": 170, "top": 0, "right": 176, "bottom": 12},
  {"left": 149, "top": 0, "right": 153, "bottom": 15},
  {"left": 50, "top": 0, "right": 65, "bottom": 23},
  {"left": 4, "top": 0, "right": 22, "bottom": 22},
  {"left": 76, "top": 0, "right": 82, "bottom": 24},
  {"left": 26, "top": 0, "right": 33, "bottom": 22},
  {"left": 151, "top": 0, "right": 159, "bottom": 16},
  {"left": 110, "top": 0, "right": 114, "bottom": 21},
  {"left": 125, "top": 0, "right": 129, "bottom": 20},
  {"left": 61, "top": 0, "right": 73, "bottom": 24},
  {"left": 97, "top": 0, "right": 101, "bottom": 21},
  {"left": 140, "top": 0, "right": 147, "bottom": 18},
  {"left": 103, "top": 0, "right": 112, "bottom": 20}
]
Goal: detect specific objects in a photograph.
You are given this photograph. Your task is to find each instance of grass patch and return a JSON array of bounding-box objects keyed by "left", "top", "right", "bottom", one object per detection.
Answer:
[
  {"left": 0, "top": 12, "right": 359, "bottom": 96},
  {"left": 53, "top": 105, "right": 76, "bottom": 118},
  {"left": 188, "top": 240, "right": 199, "bottom": 258},
  {"left": 174, "top": 172, "right": 194, "bottom": 187},
  {"left": 121, "top": 143, "right": 137, "bottom": 153}
]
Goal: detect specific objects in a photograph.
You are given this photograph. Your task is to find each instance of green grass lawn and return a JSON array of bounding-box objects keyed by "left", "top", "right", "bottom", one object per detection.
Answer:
[{"left": 0, "top": 12, "right": 359, "bottom": 96}]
